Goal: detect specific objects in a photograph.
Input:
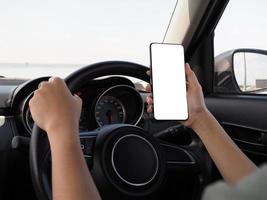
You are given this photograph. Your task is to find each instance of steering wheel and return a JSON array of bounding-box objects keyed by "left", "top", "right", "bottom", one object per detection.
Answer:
[{"left": 30, "top": 61, "right": 210, "bottom": 200}]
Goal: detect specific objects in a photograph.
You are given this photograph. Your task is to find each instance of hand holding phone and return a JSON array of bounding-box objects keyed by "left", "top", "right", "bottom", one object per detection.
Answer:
[{"left": 150, "top": 43, "right": 188, "bottom": 120}]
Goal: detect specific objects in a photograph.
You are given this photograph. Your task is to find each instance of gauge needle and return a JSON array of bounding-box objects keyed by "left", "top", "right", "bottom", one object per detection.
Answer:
[{"left": 106, "top": 110, "right": 113, "bottom": 124}]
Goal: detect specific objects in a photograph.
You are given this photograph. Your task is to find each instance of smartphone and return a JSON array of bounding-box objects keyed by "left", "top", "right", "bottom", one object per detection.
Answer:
[{"left": 150, "top": 43, "right": 188, "bottom": 120}]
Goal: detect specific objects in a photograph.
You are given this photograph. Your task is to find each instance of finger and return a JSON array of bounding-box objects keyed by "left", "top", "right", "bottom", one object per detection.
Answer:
[
  {"left": 74, "top": 94, "right": 82, "bottom": 101},
  {"left": 49, "top": 76, "right": 63, "bottom": 84},
  {"left": 146, "top": 95, "right": 153, "bottom": 105},
  {"left": 74, "top": 94, "right": 83, "bottom": 106},
  {"left": 185, "top": 63, "right": 199, "bottom": 88},
  {"left": 145, "top": 84, "right": 152, "bottom": 92},
  {"left": 49, "top": 77, "right": 70, "bottom": 92},
  {"left": 38, "top": 81, "right": 49, "bottom": 89},
  {"left": 147, "top": 105, "right": 153, "bottom": 113},
  {"left": 48, "top": 77, "right": 56, "bottom": 82},
  {"left": 28, "top": 98, "right": 34, "bottom": 108},
  {"left": 185, "top": 63, "right": 192, "bottom": 76}
]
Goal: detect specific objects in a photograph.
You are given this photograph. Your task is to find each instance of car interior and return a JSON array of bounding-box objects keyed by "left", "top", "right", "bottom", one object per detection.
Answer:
[{"left": 1, "top": 0, "right": 267, "bottom": 199}]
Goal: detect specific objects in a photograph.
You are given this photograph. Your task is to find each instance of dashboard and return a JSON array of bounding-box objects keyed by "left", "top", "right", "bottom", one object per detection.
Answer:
[
  {"left": 15, "top": 76, "right": 145, "bottom": 136},
  {"left": 0, "top": 74, "right": 184, "bottom": 140},
  {"left": 0, "top": 75, "right": 187, "bottom": 141},
  {"left": 0, "top": 64, "right": 195, "bottom": 200}
]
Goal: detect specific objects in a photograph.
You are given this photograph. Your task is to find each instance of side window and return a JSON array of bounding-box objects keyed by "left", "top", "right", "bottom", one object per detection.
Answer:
[{"left": 214, "top": 0, "right": 267, "bottom": 94}]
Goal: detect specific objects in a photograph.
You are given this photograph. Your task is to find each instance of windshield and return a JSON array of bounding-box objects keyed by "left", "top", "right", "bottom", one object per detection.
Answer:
[{"left": 0, "top": 0, "right": 177, "bottom": 78}]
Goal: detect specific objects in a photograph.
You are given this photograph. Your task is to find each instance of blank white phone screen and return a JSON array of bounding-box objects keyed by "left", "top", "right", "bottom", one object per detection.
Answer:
[{"left": 150, "top": 43, "right": 188, "bottom": 120}]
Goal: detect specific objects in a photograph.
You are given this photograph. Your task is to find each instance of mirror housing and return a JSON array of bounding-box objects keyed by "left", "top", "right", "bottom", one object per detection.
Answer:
[{"left": 214, "top": 48, "right": 267, "bottom": 94}]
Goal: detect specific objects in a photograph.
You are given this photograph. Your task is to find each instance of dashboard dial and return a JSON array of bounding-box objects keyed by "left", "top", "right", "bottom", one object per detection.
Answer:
[{"left": 95, "top": 96, "right": 126, "bottom": 126}]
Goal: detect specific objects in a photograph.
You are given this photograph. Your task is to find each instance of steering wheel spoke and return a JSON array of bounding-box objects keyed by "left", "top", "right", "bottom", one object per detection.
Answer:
[
  {"left": 79, "top": 131, "right": 98, "bottom": 168},
  {"left": 159, "top": 141, "right": 200, "bottom": 173}
]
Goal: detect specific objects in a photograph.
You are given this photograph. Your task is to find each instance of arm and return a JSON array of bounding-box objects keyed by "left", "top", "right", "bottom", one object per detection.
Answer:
[
  {"left": 29, "top": 77, "right": 101, "bottom": 200},
  {"left": 191, "top": 111, "right": 257, "bottom": 185},
  {"left": 146, "top": 63, "right": 257, "bottom": 185}
]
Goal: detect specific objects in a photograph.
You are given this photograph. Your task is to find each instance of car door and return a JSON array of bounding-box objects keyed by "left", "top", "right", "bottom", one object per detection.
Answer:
[
  {"left": 187, "top": 0, "right": 267, "bottom": 178},
  {"left": 211, "top": 0, "right": 267, "bottom": 167}
]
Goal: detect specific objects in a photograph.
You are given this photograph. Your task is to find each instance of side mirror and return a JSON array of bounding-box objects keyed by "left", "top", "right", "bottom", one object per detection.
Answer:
[{"left": 214, "top": 49, "right": 267, "bottom": 94}]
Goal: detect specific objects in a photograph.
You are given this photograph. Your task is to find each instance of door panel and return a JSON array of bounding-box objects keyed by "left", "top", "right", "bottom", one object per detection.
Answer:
[{"left": 205, "top": 96, "right": 267, "bottom": 165}]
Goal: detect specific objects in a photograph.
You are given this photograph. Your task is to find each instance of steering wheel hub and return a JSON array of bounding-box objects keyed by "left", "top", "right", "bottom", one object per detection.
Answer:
[
  {"left": 91, "top": 124, "right": 166, "bottom": 198},
  {"left": 111, "top": 134, "right": 159, "bottom": 187}
]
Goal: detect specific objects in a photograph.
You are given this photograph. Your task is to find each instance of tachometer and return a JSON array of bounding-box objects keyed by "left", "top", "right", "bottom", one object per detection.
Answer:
[{"left": 95, "top": 96, "right": 126, "bottom": 126}]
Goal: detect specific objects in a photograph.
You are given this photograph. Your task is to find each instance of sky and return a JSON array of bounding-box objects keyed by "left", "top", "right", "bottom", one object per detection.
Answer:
[
  {"left": 214, "top": 0, "right": 267, "bottom": 87},
  {"left": 0, "top": 0, "right": 267, "bottom": 79},
  {"left": 0, "top": 0, "right": 176, "bottom": 65},
  {"left": 214, "top": 0, "right": 267, "bottom": 56}
]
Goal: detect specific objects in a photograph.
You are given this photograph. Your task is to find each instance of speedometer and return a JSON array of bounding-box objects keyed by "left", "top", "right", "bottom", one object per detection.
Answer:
[{"left": 95, "top": 96, "right": 126, "bottom": 126}]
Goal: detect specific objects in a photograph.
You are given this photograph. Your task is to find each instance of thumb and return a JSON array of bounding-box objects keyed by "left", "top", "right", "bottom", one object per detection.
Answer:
[{"left": 185, "top": 63, "right": 199, "bottom": 89}]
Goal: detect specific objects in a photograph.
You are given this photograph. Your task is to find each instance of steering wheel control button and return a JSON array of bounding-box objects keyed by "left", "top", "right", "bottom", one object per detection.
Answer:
[{"left": 111, "top": 134, "right": 159, "bottom": 187}]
